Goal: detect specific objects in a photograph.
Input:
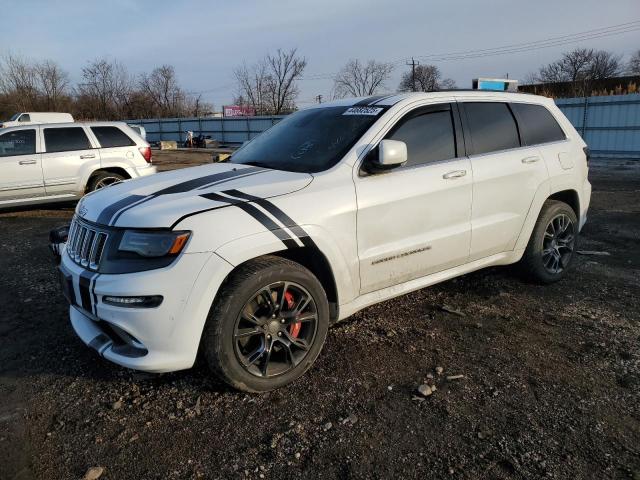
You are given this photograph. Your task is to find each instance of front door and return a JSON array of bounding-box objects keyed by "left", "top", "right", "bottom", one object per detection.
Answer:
[
  {"left": 355, "top": 104, "right": 473, "bottom": 294},
  {"left": 0, "top": 128, "right": 44, "bottom": 202}
]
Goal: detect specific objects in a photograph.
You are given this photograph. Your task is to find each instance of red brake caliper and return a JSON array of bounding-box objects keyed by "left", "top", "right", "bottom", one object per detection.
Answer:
[{"left": 284, "top": 291, "right": 301, "bottom": 338}]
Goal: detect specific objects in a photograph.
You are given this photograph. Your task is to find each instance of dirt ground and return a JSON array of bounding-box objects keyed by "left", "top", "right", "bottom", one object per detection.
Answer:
[{"left": 0, "top": 153, "right": 638, "bottom": 480}]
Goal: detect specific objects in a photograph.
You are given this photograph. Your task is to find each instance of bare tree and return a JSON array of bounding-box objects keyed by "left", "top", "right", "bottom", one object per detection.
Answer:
[
  {"left": 139, "top": 65, "right": 185, "bottom": 117},
  {"left": 0, "top": 54, "right": 39, "bottom": 111},
  {"left": 185, "top": 94, "right": 213, "bottom": 117},
  {"left": 234, "top": 48, "right": 306, "bottom": 114},
  {"left": 36, "top": 60, "right": 70, "bottom": 110},
  {"left": 333, "top": 59, "right": 393, "bottom": 98},
  {"left": 535, "top": 48, "right": 622, "bottom": 96},
  {"left": 234, "top": 61, "right": 270, "bottom": 114},
  {"left": 588, "top": 50, "right": 622, "bottom": 80},
  {"left": 397, "top": 64, "right": 456, "bottom": 92},
  {"left": 264, "top": 48, "right": 306, "bottom": 114},
  {"left": 77, "top": 58, "right": 131, "bottom": 119},
  {"left": 627, "top": 50, "right": 640, "bottom": 75}
]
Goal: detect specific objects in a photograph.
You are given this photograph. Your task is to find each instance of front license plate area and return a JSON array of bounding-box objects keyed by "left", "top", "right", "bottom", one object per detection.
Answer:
[{"left": 59, "top": 271, "right": 75, "bottom": 306}]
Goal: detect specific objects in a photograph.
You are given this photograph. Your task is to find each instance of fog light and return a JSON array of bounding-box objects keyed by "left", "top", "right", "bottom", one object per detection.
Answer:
[{"left": 103, "top": 295, "right": 163, "bottom": 308}]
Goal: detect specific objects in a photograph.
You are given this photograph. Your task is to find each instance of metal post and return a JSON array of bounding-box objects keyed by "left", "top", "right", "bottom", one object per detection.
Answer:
[
  {"left": 581, "top": 96, "right": 589, "bottom": 138},
  {"left": 246, "top": 116, "right": 251, "bottom": 141}
]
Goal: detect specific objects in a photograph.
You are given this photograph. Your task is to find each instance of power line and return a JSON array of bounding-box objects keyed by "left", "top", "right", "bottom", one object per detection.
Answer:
[
  {"left": 299, "top": 20, "right": 640, "bottom": 81},
  {"left": 186, "top": 20, "right": 640, "bottom": 101}
]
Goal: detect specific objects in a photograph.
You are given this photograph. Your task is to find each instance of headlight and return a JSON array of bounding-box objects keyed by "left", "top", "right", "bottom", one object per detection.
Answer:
[{"left": 118, "top": 230, "right": 190, "bottom": 258}]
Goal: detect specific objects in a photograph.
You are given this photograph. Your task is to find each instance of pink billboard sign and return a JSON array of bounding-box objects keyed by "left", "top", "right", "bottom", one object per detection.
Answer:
[{"left": 223, "top": 105, "right": 256, "bottom": 117}]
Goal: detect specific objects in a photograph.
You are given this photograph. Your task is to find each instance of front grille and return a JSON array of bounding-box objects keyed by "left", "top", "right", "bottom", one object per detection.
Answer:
[{"left": 66, "top": 217, "right": 109, "bottom": 271}]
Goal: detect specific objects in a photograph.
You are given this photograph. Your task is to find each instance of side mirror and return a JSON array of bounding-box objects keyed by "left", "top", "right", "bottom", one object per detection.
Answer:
[{"left": 378, "top": 139, "right": 407, "bottom": 167}]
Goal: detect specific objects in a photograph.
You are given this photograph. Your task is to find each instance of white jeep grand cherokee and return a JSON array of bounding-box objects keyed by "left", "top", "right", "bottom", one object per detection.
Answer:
[
  {"left": 54, "top": 91, "right": 591, "bottom": 392},
  {"left": 0, "top": 121, "right": 155, "bottom": 208}
]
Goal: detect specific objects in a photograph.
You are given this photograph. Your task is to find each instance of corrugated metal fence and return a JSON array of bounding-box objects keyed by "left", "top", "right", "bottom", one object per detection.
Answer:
[
  {"left": 129, "top": 93, "right": 640, "bottom": 158},
  {"left": 129, "top": 116, "right": 285, "bottom": 145},
  {"left": 556, "top": 93, "right": 640, "bottom": 159}
]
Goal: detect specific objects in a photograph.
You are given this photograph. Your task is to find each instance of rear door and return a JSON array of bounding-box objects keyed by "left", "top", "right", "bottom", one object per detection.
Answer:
[
  {"left": 510, "top": 101, "right": 572, "bottom": 172},
  {"left": 0, "top": 128, "right": 44, "bottom": 202},
  {"left": 355, "top": 103, "right": 472, "bottom": 294},
  {"left": 459, "top": 101, "right": 549, "bottom": 261},
  {"left": 41, "top": 126, "right": 99, "bottom": 196}
]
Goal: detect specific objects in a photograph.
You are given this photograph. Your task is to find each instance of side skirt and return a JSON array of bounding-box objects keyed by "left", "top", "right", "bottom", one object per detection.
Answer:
[{"left": 337, "top": 251, "right": 521, "bottom": 320}]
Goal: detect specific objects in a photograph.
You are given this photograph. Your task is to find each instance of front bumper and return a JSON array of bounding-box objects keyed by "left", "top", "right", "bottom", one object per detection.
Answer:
[{"left": 58, "top": 247, "right": 233, "bottom": 372}]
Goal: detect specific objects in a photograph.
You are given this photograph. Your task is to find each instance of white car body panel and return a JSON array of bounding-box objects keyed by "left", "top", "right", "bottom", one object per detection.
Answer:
[{"left": 56, "top": 91, "right": 592, "bottom": 373}]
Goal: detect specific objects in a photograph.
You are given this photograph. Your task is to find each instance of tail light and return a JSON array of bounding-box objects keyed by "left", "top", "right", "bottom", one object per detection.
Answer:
[
  {"left": 139, "top": 146, "right": 152, "bottom": 164},
  {"left": 583, "top": 146, "right": 590, "bottom": 167}
]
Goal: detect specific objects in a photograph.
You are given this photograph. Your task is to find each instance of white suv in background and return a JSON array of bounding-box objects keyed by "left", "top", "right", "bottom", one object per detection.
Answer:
[
  {"left": 0, "top": 122, "right": 156, "bottom": 208},
  {"left": 53, "top": 91, "right": 591, "bottom": 392}
]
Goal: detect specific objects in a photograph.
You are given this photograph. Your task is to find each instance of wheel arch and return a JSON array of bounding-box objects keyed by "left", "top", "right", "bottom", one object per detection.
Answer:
[
  {"left": 548, "top": 189, "right": 580, "bottom": 219},
  {"left": 217, "top": 246, "right": 340, "bottom": 323},
  {"left": 514, "top": 180, "right": 584, "bottom": 254},
  {"left": 85, "top": 167, "right": 131, "bottom": 192}
]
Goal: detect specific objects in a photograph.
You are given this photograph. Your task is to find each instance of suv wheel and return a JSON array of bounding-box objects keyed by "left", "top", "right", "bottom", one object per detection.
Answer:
[
  {"left": 88, "top": 171, "right": 125, "bottom": 192},
  {"left": 202, "top": 256, "right": 329, "bottom": 392},
  {"left": 520, "top": 199, "right": 578, "bottom": 283}
]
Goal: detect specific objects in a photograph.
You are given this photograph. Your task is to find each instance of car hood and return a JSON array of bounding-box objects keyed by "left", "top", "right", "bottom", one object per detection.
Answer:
[{"left": 78, "top": 163, "right": 313, "bottom": 228}]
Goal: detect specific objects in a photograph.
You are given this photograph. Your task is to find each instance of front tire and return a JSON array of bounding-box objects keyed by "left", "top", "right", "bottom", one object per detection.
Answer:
[
  {"left": 519, "top": 200, "right": 578, "bottom": 284},
  {"left": 202, "top": 256, "right": 329, "bottom": 392}
]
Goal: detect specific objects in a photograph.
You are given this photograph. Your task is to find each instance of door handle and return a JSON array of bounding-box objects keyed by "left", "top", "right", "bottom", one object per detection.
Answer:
[
  {"left": 80, "top": 154, "right": 96, "bottom": 159},
  {"left": 18, "top": 159, "right": 36, "bottom": 165},
  {"left": 521, "top": 156, "right": 540, "bottom": 164},
  {"left": 442, "top": 170, "right": 467, "bottom": 179}
]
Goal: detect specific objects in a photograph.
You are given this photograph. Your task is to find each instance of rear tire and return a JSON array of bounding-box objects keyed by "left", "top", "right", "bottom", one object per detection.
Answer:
[
  {"left": 202, "top": 256, "right": 329, "bottom": 392},
  {"left": 519, "top": 200, "right": 578, "bottom": 284},
  {"left": 88, "top": 171, "right": 126, "bottom": 192}
]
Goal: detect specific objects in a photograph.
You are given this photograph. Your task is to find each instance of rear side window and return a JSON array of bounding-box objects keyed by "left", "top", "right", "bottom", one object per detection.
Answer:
[
  {"left": 91, "top": 126, "right": 136, "bottom": 148},
  {"left": 511, "top": 103, "right": 566, "bottom": 145},
  {"left": 386, "top": 108, "right": 456, "bottom": 167},
  {"left": 0, "top": 129, "right": 36, "bottom": 157},
  {"left": 44, "top": 127, "right": 91, "bottom": 153},
  {"left": 464, "top": 102, "right": 520, "bottom": 155}
]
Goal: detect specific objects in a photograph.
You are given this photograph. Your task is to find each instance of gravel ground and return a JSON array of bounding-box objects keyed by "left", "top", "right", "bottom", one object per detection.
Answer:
[{"left": 0, "top": 154, "right": 638, "bottom": 480}]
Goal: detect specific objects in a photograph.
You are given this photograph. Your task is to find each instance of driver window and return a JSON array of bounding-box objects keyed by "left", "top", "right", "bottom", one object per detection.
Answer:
[
  {"left": 0, "top": 129, "right": 36, "bottom": 157},
  {"left": 385, "top": 107, "right": 457, "bottom": 167}
]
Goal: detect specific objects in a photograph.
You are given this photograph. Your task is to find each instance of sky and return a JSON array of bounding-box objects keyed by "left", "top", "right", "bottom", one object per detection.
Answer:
[{"left": 1, "top": 0, "right": 639, "bottom": 110}]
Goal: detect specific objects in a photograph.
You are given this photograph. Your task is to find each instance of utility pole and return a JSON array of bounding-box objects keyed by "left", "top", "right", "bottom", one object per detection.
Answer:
[
  {"left": 406, "top": 57, "right": 419, "bottom": 92},
  {"left": 316, "top": 94, "right": 323, "bottom": 104}
]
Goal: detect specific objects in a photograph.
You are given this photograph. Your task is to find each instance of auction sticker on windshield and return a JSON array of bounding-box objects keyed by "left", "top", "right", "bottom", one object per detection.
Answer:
[{"left": 343, "top": 106, "right": 384, "bottom": 116}]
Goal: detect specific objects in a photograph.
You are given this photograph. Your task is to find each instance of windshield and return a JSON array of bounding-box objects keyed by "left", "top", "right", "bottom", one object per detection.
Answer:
[
  {"left": 9, "top": 113, "right": 20, "bottom": 121},
  {"left": 231, "top": 105, "right": 386, "bottom": 173}
]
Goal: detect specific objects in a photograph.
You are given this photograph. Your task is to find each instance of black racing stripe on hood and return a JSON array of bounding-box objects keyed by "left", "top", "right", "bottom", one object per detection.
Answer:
[
  {"left": 96, "top": 194, "right": 146, "bottom": 225},
  {"left": 222, "top": 189, "right": 318, "bottom": 249},
  {"left": 96, "top": 166, "right": 265, "bottom": 226},
  {"left": 153, "top": 166, "right": 264, "bottom": 196},
  {"left": 200, "top": 192, "right": 299, "bottom": 249}
]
